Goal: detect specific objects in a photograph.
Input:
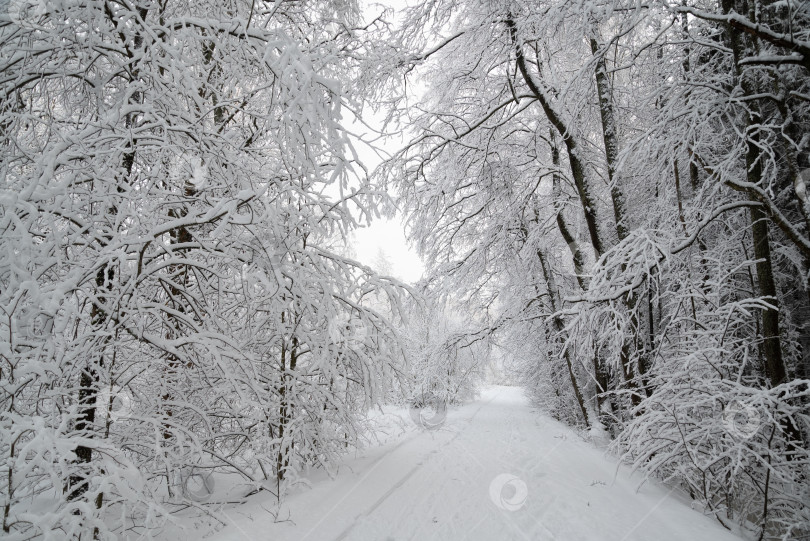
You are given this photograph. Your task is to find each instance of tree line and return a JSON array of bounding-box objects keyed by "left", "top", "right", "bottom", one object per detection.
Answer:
[
  {"left": 1, "top": 0, "right": 808, "bottom": 539},
  {"left": 372, "top": 0, "right": 809, "bottom": 538}
]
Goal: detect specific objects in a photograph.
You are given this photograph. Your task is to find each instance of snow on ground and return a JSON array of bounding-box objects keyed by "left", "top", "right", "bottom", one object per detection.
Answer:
[{"left": 173, "top": 386, "right": 742, "bottom": 540}]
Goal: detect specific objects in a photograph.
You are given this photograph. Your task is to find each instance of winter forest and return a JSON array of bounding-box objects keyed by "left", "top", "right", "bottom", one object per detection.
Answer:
[{"left": 1, "top": 0, "right": 809, "bottom": 539}]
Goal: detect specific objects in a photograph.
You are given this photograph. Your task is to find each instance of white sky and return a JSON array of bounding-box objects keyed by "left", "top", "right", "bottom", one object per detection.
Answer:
[
  {"left": 352, "top": 217, "right": 423, "bottom": 283},
  {"left": 346, "top": 121, "right": 425, "bottom": 283},
  {"left": 342, "top": 1, "right": 425, "bottom": 285}
]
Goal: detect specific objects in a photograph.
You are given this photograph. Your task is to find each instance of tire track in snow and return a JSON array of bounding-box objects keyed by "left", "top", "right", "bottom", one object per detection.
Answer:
[{"left": 328, "top": 391, "right": 501, "bottom": 541}]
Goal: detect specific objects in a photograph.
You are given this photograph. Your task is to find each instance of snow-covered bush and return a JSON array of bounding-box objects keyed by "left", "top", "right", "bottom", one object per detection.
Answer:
[
  {"left": 0, "top": 0, "right": 409, "bottom": 537},
  {"left": 401, "top": 297, "right": 487, "bottom": 406}
]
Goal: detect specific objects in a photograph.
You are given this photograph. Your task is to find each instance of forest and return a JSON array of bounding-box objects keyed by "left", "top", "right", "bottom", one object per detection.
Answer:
[{"left": 0, "top": 0, "right": 808, "bottom": 539}]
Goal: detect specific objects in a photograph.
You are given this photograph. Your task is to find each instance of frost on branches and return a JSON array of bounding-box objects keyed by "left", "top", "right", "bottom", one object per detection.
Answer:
[
  {"left": 373, "top": 0, "right": 810, "bottom": 538},
  {"left": 2, "top": 0, "right": 810, "bottom": 538},
  {"left": 0, "top": 0, "right": 409, "bottom": 538}
]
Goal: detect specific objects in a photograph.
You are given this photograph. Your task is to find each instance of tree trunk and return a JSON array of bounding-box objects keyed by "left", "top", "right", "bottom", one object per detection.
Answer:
[
  {"left": 536, "top": 247, "right": 590, "bottom": 427},
  {"left": 722, "top": 0, "right": 789, "bottom": 389},
  {"left": 749, "top": 203, "right": 787, "bottom": 386},
  {"left": 590, "top": 37, "right": 628, "bottom": 242},
  {"left": 550, "top": 130, "right": 589, "bottom": 291},
  {"left": 722, "top": 0, "right": 803, "bottom": 451},
  {"left": 507, "top": 16, "right": 606, "bottom": 258},
  {"left": 589, "top": 32, "right": 651, "bottom": 405}
]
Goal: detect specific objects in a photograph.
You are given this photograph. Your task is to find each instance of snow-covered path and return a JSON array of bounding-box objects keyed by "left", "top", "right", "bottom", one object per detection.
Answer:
[{"left": 208, "top": 386, "right": 740, "bottom": 541}]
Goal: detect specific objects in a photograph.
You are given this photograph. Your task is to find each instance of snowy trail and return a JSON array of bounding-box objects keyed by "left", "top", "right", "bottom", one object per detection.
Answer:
[{"left": 208, "top": 387, "right": 740, "bottom": 541}]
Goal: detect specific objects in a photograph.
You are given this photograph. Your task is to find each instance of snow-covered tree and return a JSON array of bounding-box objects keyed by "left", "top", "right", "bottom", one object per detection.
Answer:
[
  {"left": 402, "top": 294, "right": 487, "bottom": 405},
  {"left": 371, "top": 0, "right": 810, "bottom": 537},
  {"left": 0, "top": 0, "right": 409, "bottom": 538}
]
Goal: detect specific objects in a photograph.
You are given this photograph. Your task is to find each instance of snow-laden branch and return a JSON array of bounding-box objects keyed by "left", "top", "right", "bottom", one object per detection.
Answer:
[{"left": 670, "top": 5, "right": 810, "bottom": 71}]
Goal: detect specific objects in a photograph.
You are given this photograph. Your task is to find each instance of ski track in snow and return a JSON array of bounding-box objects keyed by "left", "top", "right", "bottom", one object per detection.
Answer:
[{"left": 197, "top": 386, "right": 742, "bottom": 541}]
